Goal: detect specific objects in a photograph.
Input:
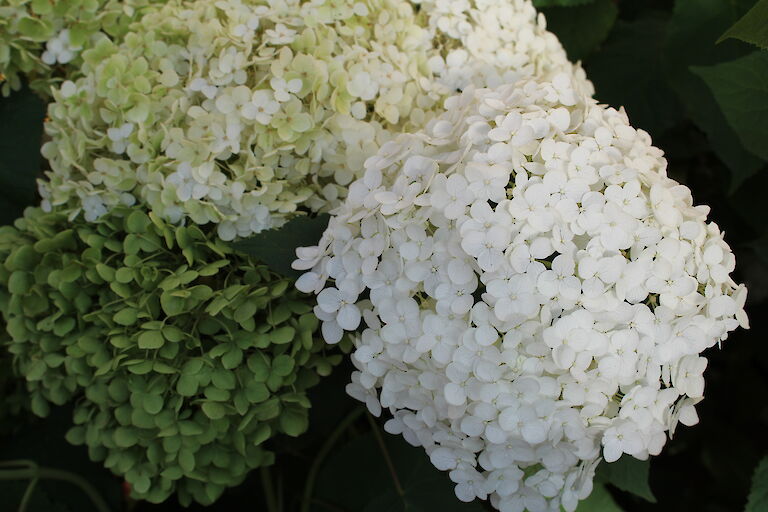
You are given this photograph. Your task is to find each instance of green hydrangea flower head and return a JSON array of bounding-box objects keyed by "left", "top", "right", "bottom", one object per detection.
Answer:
[
  {"left": 39, "top": 0, "right": 588, "bottom": 240},
  {"left": 0, "top": 205, "right": 342, "bottom": 505},
  {"left": 0, "top": 0, "right": 162, "bottom": 96}
]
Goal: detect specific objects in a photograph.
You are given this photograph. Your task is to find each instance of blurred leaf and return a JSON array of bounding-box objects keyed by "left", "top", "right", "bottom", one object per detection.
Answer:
[
  {"left": 746, "top": 456, "right": 768, "bottom": 512},
  {"left": 597, "top": 456, "right": 657, "bottom": 503},
  {"left": 231, "top": 213, "right": 329, "bottom": 278},
  {"left": 534, "top": 0, "right": 594, "bottom": 7},
  {"left": 541, "top": 0, "right": 618, "bottom": 61},
  {"left": 666, "top": 0, "right": 756, "bottom": 71},
  {"left": 718, "top": 0, "right": 768, "bottom": 49},
  {"left": 313, "top": 430, "right": 485, "bottom": 512},
  {"left": 576, "top": 483, "right": 624, "bottom": 512},
  {"left": 585, "top": 14, "right": 684, "bottom": 137},
  {"left": 0, "top": 85, "right": 45, "bottom": 225},
  {"left": 692, "top": 51, "right": 768, "bottom": 162},
  {"left": 665, "top": 0, "right": 764, "bottom": 191}
]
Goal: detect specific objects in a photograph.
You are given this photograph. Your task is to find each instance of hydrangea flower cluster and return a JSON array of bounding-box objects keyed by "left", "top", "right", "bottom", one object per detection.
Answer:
[
  {"left": 0, "top": 205, "right": 341, "bottom": 505},
  {"left": 294, "top": 75, "right": 749, "bottom": 511},
  {"left": 39, "top": 0, "right": 590, "bottom": 241},
  {"left": 0, "top": 0, "right": 157, "bottom": 96}
]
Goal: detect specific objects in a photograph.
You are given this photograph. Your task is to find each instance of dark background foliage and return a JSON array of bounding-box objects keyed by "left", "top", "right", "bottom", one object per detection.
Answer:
[{"left": 1, "top": 0, "right": 767, "bottom": 510}]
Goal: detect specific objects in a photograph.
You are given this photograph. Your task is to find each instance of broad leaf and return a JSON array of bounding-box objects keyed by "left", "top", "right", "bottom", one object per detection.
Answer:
[
  {"left": 0, "top": 85, "right": 45, "bottom": 225},
  {"left": 576, "top": 483, "right": 624, "bottom": 512},
  {"left": 718, "top": 0, "right": 768, "bottom": 49},
  {"left": 231, "top": 213, "right": 330, "bottom": 278},
  {"left": 692, "top": 51, "right": 768, "bottom": 162},
  {"left": 541, "top": 0, "right": 618, "bottom": 61},
  {"left": 665, "top": 0, "right": 764, "bottom": 191},
  {"left": 597, "top": 456, "right": 657, "bottom": 503},
  {"left": 585, "top": 15, "right": 684, "bottom": 138},
  {"left": 746, "top": 456, "right": 768, "bottom": 512}
]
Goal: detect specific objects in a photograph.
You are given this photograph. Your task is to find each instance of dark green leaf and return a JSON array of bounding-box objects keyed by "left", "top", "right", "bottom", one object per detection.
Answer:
[
  {"left": 746, "top": 456, "right": 768, "bottom": 512},
  {"left": 0, "top": 86, "right": 45, "bottom": 225},
  {"left": 692, "top": 51, "right": 768, "bottom": 162},
  {"left": 541, "top": 0, "right": 617, "bottom": 61},
  {"left": 137, "top": 330, "right": 165, "bottom": 350},
  {"left": 279, "top": 405, "right": 309, "bottom": 437},
  {"left": 315, "top": 429, "right": 485, "bottom": 512},
  {"left": 718, "top": 0, "right": 768, "bottom": 49},
  {"left": 231, "top": 214, "right": 330, "bottom": 277},
  {"left": 575, "top": 483, "right": 624, "bottom": 511},
  {"left": 597, "top": 456, "right": 656, "bottom": 503},
  {"left": 585, "top": 14, "right": 684, "bottom": 137},
  {"left": 201, "top": 401, "right": 227, "bottom": 420},
  {"left": 665, "top": 0, "right": 764, "bottom": 191}
]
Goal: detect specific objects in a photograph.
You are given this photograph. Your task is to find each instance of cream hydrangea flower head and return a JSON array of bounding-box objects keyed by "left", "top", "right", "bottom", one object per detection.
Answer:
[
  {"left": 39, "top": 0, "right": 590, "bottom": 240},
  {"left": 294, "top": 74, "right": 748, "bottom": 511},
  {"left": 0, "top": 0, "right": 159, "bottom": 96}
]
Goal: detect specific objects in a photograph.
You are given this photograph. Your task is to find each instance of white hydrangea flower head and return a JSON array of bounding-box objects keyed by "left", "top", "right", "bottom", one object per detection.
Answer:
[
  {"left": 295, "top": 75, "right": 748, "bottom": 511},
  {"left": 39, "top": 0, "right": 589, "bottom": 240}
]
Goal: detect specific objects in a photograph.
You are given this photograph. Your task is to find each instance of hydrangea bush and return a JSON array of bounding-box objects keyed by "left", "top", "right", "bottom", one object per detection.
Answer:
[
  {"left": 39, "top": 0, "right": 590, "bottom": 241},
  {"left": 0, "top": 0, "right": 159, "bottom": 96},
  {"left": 0, "top": 205, "right": 341, "bottom": 505},
  {"left": 294, "top": 74, "right": 749, "bottom": 511}
]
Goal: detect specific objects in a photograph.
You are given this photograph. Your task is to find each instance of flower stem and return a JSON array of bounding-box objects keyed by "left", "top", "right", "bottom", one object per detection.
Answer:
[
  {"left": 300, "top": 407, "right": 365, "bottom": 512},
  {"left": 260, "top": 465, "right": 280, "bottom": 512},
  {"left": 366, "top": 412, "right": 404, "bottom": 497},
  {"left": 0, "top": 463, "right": 111, "bottom": 512}
]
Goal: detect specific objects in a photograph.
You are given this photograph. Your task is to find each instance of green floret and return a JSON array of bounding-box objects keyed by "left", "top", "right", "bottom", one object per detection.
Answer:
[
  {"left": 0, "top": 205, "right": 342, "bottom": 505},
  {"left": 0, "top": 0, "right": 160, "bottom": 96}
]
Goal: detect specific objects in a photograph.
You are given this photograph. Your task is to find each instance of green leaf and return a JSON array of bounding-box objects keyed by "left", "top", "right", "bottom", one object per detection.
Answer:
[
  {"left": 0, "top": 86, "right": 45, "bottom": 225},
  {"left": 137, "top": 330, "right": 165, "bottom": 350},
  {"left": 541, "top": 0, "right": 617, "bottom": 61},
  {"left": 125, "top": 210, "right": 152, "bottom": 233},
  {"left": 279, "top": 405, "right": 309, "bottom": 437},
  {"left": 692, "top": 51, "right": 768, "bottom": 162},
  {"left": 221, "top": 347, "right": 243, "bottom": 369},
  {"left": 247, "top": 354, "right": 270, "bottom": 381},
  {"left": 585, "top": 14, "right": 684, "bottom": 137},
  {"left": 113, "top": 308, "right": 138, "bottom": 326},
  {"left": 746, "top": 456, "right": 768, "bottom": 512},
  {"left": 665, "top": 0, "right": 764, "bottom": 191},
  {"left": 178, "top": 449, "right": 196, "bottom": 473},
  {"left": 160, "top": 290, "right": 186, "bottom": 316},
  {"left": 231, "top": 214, "right": 330, "bottom": 277},
  {"left": 202, "top": 401, "right": 227, "bottom": 420},
  {"left": 271, "top": 355, "right": 295, "bottom": 377},
  {"left": 597, "top": 456, "right": 656, "bottom": 503},
  {"left": 176, "top": 375, "right": 199, "bottom": 397},
  {"left": 315, "top": 428, "right": 485, "bottom": 512},
  {"left": 143, "top": 394, "right": 164, "bottom": 414},
  {"left": 271, "top": 326, "right": 296, "bottom": 344},
  {"left": 718, "top": 0, "right": 768, "bottom": 49},
  {"left": 575, "top": 483, "right": 624, "bottom": 512},
  {"left": 114, "top": 426, "right": 139, "bottom": 448}
]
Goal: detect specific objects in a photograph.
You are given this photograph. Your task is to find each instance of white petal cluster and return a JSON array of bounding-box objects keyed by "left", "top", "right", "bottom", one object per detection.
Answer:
[
  {"left": 295, "top": 75, "right": 748, "bottom": 511},
  {"left": 40, "top": 29, "right": 83, "bottom": 65},
  {"left": 39, "top": 0, "right": 589, "bottom": 240}
]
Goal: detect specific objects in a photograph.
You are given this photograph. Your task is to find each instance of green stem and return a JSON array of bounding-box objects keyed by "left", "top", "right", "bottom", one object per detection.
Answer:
[
  {"left": 0, "top": 466, "right": 111, "bottom": 512},
  {"left": 300, "top": 407, "right": 365, "bottom": 512},
  {"left": 18, "top": 477, "right": 38, "bottom": 512},
  {"left": 366, "top": 413, "right": 404, "bottom": 497},
  {"left": 260, "top": 466, "right": 280, "bottom": 512}
]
